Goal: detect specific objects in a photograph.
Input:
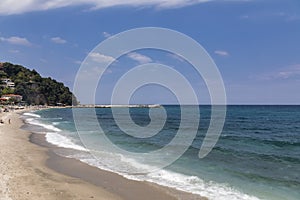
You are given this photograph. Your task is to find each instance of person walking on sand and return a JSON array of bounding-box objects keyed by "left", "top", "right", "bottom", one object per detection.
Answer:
[{"left": 8, "top": 118, "right": 11, "bottom": 124}]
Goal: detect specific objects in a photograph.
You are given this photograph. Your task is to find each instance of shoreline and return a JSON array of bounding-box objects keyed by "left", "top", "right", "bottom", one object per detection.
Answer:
[
  {"left": 0, "top": 109, "right": 207, "bottom": 200},
  {"left": 0, "top": 109, "right": 120, "bottom": 200}
]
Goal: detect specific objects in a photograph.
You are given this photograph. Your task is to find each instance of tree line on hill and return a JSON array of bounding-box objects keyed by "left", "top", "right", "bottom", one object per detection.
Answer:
[{"left": 0, "top": 62, "right": 78, "bottom": 106}]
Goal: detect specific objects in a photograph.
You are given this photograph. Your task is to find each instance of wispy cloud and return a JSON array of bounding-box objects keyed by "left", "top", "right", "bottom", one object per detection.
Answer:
[
  {"left": 8, "top": 49, "right": 20, "bottom": 53},
  {"left": 40, "top": 58, "right": 48, "bottom": 63},
  {"left": 74, "top": 60, "right": 82, "bottom": 65},
  {"left": 259, "top": 64, "right": 300, "bottom": 80},
  {"left": 51, "top": 37, "right": 67, "bottom": 44},
  {"left": 89, "top": 52, "right": 115, "bottom": 63},
  {"left": 273, "top": 65, "right": 300, "bottom": 79},
  {"left": 279, "top": 12, "right": 300, "bottom": 21},
  {"left": 240, "top": 15, "right": 249, "bottom": 19},
  {"left": 0, "top": 36, "right": 32, "bottom": 46},
  {"left": 0, "top": 0, "right": 243, "bottom": 15},
  {"left": 240, "top": 11, "right": 300, "bottom": 22},
  {"left": 127, "top": 52, "right": 152, "bottom": 64},
  {"left": 102, "top": 32, "right": 112, "bottom": 38},
  {"left": 214, "top": 50, "right": 229, "bottom": 56}
]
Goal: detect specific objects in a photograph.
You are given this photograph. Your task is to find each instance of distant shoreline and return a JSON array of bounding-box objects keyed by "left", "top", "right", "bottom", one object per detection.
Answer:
[
  {"left": 73, "top": 104, "right": 162, "bottom": 108},
  {"left": 70, "top": 104, "right": 300, "bottom": 108}
]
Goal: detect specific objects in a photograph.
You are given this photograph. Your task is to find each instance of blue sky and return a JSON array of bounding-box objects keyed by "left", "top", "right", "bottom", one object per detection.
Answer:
[{"left": 0, "top": 0, "right": 300, "bottom": 104}]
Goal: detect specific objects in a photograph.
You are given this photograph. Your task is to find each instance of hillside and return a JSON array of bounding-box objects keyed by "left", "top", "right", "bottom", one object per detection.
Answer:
[{"left": 0, "top": 62, "right": 78, "bottom": 106}]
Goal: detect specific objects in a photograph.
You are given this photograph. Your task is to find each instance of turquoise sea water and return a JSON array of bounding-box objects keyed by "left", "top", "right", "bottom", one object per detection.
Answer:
[{"left": 22, "top": 106, "right": 300, "bottom": 200}]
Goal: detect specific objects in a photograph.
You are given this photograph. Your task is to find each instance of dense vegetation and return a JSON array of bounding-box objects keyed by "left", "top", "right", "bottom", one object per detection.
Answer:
[{"left": 0, "top": 62, "right": 78, "bottom": 106}]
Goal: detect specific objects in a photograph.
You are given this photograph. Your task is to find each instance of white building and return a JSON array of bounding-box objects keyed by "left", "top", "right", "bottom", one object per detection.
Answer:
[
  {"left": 1, "top": 78, "right": 15, "bottom": 88},
  {"left": 1, "top": 94, "right": 23, "bottom": 102}
]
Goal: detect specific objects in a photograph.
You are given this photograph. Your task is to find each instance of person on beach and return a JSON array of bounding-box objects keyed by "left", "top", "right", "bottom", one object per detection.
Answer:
[{"left": 8, "top": 119, "right": 11, "bottom": 124}]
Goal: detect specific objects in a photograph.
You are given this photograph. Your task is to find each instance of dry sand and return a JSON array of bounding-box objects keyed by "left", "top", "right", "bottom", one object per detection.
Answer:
[{"left": 0, "top": 109, "right": 206, "bottom": 200}]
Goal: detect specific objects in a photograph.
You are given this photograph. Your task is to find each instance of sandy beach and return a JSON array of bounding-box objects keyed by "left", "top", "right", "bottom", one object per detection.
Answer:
[{"left": 0, "top": 109, "right": 206, "bottom": 200}]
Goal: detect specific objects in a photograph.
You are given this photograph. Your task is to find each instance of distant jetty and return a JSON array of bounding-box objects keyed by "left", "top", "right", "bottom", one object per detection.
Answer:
[{"left": 73, "top": 104, "right": 162, "bottom": 108}]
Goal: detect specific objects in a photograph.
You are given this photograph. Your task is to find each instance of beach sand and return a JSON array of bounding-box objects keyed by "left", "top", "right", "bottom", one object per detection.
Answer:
[{"left": 0, "top": 110, "right": 207, "bottom": 200}]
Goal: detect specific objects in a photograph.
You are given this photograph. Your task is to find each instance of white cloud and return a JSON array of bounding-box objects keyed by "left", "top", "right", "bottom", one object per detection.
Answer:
[
  {"left": 240, "top": 11, "right": 300, "bottom": 22},
  {"left": 89, "top": 52, "right": 115, "bottom": 63},
  {"left": 214, "top": 50, "right": 229, "bottom": 56},
  {"left": 274, "top": 65, "right": 300, "bottom": 79},
  {"left": 51, "top": 37, "right": 67, "bottom": 44},
  {"left": 102, "top": 32, "right": 111, "bottom": 38},
  {"left": 0, "top": 36, "right": 32, "bottom": 46},
  {"left": 277, "top": 12, "right": 300, "bottom": 22},
  {"left": 0, "top": 0, "right": 226, "bottom": 15},
  {"left": 74, "top": 60, "right": 82, "bottom": 65},
  {"left": 39, "top": 58, "right": 48, "bottom": 63},
  {"left": 240, "top": 15, "right": 249, "bottom": 19},
  {"left": 258, "top": 64, "right": 300, "bottom": 80},
  {"left": 8, "top": 49, "right": 20, "bottom": 53},
  {"left": 127, "top": 52, "right": 152, "bottom": 64}
]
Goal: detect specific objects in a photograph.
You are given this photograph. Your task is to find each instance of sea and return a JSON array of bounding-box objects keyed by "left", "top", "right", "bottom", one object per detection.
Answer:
[{"left": 21, "top": 105, "right": 300, "bottom": 200}]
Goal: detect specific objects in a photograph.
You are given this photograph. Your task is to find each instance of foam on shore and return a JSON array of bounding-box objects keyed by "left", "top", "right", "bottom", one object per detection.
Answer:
[{"left": 22, "top": 111, "right": 260, "bottom": 200}]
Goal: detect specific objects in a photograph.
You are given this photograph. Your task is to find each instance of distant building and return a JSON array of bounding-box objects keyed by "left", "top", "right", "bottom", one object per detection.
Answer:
[
  {"left": 0, "top": 98, "right": 8, "bottom": 103},
  {"left": 6, "top": 81, "right": 15, "bottom": 88},
  {"left": 1, "top": 78, "right": 15, "bottom": 89},
  {"left": 1, "top": 78, "right": 11, "bottom": 83},
  {"left": 1, "top": 94, "right": 23, "bottom": 102}
]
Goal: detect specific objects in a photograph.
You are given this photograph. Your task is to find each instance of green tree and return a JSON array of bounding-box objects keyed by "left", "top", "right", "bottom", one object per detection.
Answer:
[
  {"left": 1, "top": 62, "right": 78, "bottom": 106},
  {"left": 2, "top": 87, "right": 14, "bottom": 95}
]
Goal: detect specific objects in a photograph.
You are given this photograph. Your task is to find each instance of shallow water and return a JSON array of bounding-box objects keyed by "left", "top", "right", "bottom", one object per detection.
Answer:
[{"left": 21, "top": 106, "right": 300, "bottom": 200}]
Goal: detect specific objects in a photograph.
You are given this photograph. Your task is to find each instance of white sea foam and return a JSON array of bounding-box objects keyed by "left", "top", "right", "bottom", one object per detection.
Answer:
[
  {"left": 143, "top": 170, "right": 260, "bottom": 200},
  {"left": 25, "top": 118, "right": 62, "bottom": 132},
  {"left": 23, "top": 112, "right": 88, "bottom": 152},
  {"left": 70, "top": 150, "right": 260, "bottom": 200},
  {"left": 52, "top": 122, "right": 60, "bottom": 126},
  {"left": 45, "top": 132, "right": 88, "bottom": 152},
  {"left": 23, "top": 112, "right": 41, "bottom": 118},
  {"left": 22, "top": 111, "right": 260, "bottom": 200}
]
